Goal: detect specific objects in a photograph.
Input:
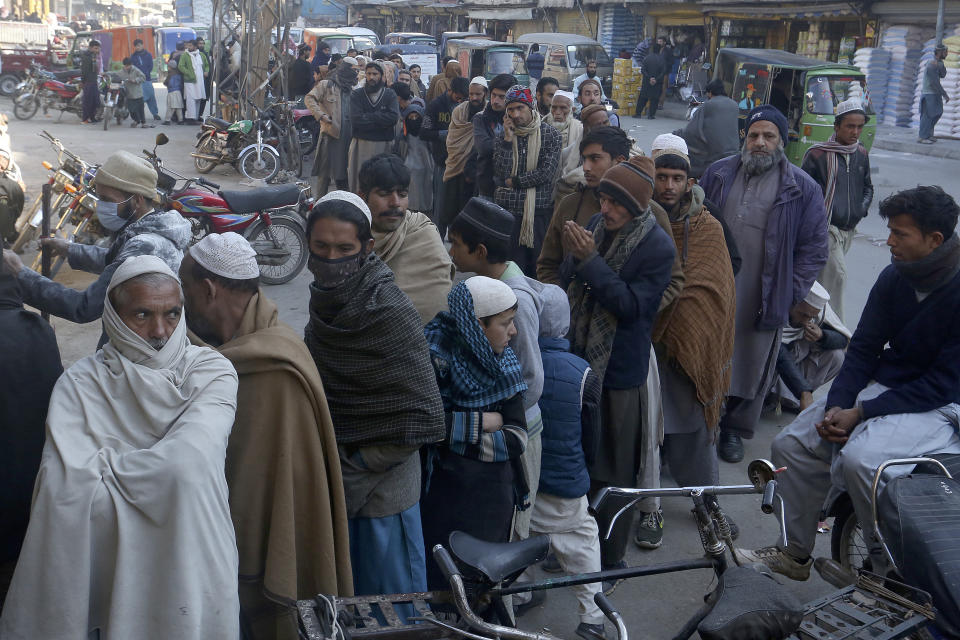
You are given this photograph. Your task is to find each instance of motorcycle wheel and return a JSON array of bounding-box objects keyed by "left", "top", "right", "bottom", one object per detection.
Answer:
[
  {"left": 13, "top": 96, "right": 39, "bottom": 120},
  {"left": 238, "top": 146, "right": 280, "bottom": 182},
  {"left": 194, "top": 135, "right": 218, "bottom": 174},
  {"left": 0, "top": 73, "right": 20, "bottom": 96},
  {"left": 830, "top": 503, "right": 869, "bottom": 574},
  {"left": 245, "top": 215, "right": 308, "bottom": 285}
]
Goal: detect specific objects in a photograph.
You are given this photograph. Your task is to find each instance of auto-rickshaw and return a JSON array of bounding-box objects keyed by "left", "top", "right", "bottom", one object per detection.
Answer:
[
  {"left": 386, "top": 44, "right": 439, "bottom": 80},
  {"left": 385, "top": 32, "right": 437, "bottom": 47},
  {"left": 154, "top": 26, "right": 194, "bottom": 80},
  {"left": 444, "top": 39, "right": 529, "bottom": 86},
  {"left": 713, "top": 48, "right": 876, "bottom": 166},
  {"left": 302, "top": 28, "right": 354, "bottom": 58}
]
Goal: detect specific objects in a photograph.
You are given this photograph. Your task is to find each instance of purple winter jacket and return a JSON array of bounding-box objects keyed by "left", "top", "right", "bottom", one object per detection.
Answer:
[{"left": 699, "top": 154, "right": 828, "bottom": 331}]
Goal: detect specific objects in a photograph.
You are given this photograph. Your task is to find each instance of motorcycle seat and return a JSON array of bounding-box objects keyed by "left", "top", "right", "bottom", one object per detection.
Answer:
[
  {"left": 205, "top": 116, "right": 233, "bottom": 131},
  {"left": 879, "top": 473, "right": 960, "bottom": 634},
  {"left": 219, "top": 184, "right": 301, "bottom": 214},
  {"left": 447, "top": 531, "right": 549, "bottom": 584}
]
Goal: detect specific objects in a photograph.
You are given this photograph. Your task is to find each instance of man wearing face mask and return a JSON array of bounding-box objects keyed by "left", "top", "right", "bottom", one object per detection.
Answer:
[
  {"left": 1, "top": 150, "right": 191, "bottom": 336},
  {"left": 303, "top": 191, "right": 445, "bottom": 616},
  {"left": 391, "top": 84, "right": 433, "bottom": 215},
  {"left": 361, "top": 154, "right": 453, "bottom": 325},
  {"left": 348, "top": 62, "right": 400, "bottom": 193}
]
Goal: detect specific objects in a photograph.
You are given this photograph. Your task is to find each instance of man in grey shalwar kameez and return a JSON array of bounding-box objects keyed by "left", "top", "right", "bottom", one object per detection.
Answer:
[
  {"left": 699, "top": 105, "right": 828, "bottom": 463},
  {"left": 305, "top": 59, "right": 357, "bottom": 195}
]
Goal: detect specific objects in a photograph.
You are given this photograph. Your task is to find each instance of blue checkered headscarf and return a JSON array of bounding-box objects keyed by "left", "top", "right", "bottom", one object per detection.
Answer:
[{"left": 423, "top": 281, "right": 527, "bottom": 409}]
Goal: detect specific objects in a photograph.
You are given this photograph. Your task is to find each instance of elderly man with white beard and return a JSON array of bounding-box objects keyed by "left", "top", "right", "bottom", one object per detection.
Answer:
[
  {"left": 547, "top": 90, "right": 584, "bottom": 203},
  {"left": 1, "top": 255, "right": 240, "bottom": 640},
  {"left": 699, "top": 105, "right": 828, "bottom": 463}
]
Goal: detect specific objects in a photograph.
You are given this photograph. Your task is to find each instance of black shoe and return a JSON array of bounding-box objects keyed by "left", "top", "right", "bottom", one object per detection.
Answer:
[
  {"left": 718, "top": 432, "right": 744, "bottom": 463},
  {"left": 647, "top": 115, "right": 656, "bottom": 119},
  {"left": 153, "top": 114, "right": 161, "bottom": 121},
  {"left": 513, "top": 589, "right": 546, "bottom": 617},
  {"left": 576, "top": 622, "right": 608, "bottom": 640},
  {"left": 542, "top": 553, "right": 562, "bottom": 573},
  {"left": 601, "top": 561, "right": 626, "bottom": 595}
]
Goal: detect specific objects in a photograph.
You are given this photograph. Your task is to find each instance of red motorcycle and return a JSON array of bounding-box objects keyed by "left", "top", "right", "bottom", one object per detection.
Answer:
[
  {"left": 13, "top": 73, "right": 105, "bottom": 121},
  {"left": 145, "top": 134, "right": 311, "bottom": 285}
]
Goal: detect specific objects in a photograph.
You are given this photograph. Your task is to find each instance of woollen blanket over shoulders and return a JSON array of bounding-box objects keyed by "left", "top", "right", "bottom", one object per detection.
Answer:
[
  {"left": 305, "top": 253, "right": 445, "bottom": 447},
  {"left": 194, "top": 291, "right": 354, "bottom": 604}
]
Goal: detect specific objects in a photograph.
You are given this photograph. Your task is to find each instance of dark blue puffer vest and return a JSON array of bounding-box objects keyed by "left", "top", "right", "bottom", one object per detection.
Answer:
[{"left": 538, "top": 336, "right": 591, "bottom": 498}]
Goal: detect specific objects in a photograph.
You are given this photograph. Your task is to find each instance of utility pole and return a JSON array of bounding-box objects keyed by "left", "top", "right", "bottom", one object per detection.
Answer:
[
  {"left": 210, "top": 0, "right": 292, "bottom": 120},
  {"left": 937, "top": 0, "right": 945, "bottom": 45}
]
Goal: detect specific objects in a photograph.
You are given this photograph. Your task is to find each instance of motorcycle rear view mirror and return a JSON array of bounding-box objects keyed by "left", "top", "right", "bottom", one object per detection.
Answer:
[{"left": 155, "top": 133, "right": 169, "bottom": 146}]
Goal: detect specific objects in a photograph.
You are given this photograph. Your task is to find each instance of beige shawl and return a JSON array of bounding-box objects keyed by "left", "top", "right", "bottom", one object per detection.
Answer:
[
  {"left": 374, "top": 210, "right": 455, "bottom": 325},
  {"left": 193, "top": 291, "right": 354, "bottom": 608},
  {"left": 444, "top": 100, "right": 476, "bottom": 181},
  {"left": 512, "top": 109, "right": 543, "bottom": 248},
  {"left": 1, "top": 255, "right": 240, "bottom": 640}
]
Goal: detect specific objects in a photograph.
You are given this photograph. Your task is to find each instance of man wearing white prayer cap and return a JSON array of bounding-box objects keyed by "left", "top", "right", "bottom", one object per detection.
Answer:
[
  {"left": 548, "top": 89, "right": 585, "bottom": 202},
  {"left": 651, "top": 133, "right": 689, "bottom": 161},
  {"left": 773, "top": 281, "right": 851, "bottom": 412},
  {"left": 179, "top": 232, "right": 351, "bottom": 639},
  {"left": 1, "top": 254, "right": 240, "bottom": 640},
  {"left": 801, "top": 96, "right": 873, "bottom": 321}
]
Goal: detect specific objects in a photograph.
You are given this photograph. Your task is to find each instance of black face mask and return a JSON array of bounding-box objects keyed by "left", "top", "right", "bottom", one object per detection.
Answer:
[
  {"left": 308, "top": 251, "right": 365, "bottom": 289},
  {"left": 406, "top": 116, "right": 422, "bottom": 136}
]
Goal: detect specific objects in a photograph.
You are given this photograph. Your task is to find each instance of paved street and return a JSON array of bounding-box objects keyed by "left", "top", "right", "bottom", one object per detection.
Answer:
[{"left": 6, "top": 94, "right": 960, "bottom": 638}]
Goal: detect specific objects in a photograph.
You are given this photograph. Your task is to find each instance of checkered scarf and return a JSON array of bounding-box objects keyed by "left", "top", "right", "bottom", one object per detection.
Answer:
[
  {"left": 568, "top": 209, "right": 657, "bottom": 383},
  {"left": 423, "top": 281, "right": 527, "bottom": 410},
  {"left": 305, "top": 253, "right": 445, "bottom": 446}
]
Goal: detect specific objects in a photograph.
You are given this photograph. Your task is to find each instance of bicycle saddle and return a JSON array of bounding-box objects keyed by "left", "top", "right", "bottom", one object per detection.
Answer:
[
  {"left": 219, "top": 184, "right": 301, "bottom": 214},
  {"left": 698, "top": 565, "right": 802, "bottom": 640},
  {"left": 447, "top": 531, "right": 549, "bottom": 584}
]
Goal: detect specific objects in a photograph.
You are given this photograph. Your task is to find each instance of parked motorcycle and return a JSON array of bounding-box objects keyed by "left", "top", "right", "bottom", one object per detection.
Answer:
[
  {"left": 149, "top": 134, "right": 309, "bottom": 284},
  {"left": 13, "top": 73, "right": 106, "bottom": 122},
  {"left": 820, "top": 455, "right": 960, "bottom": 638},
  {"left": 192, "top": 101, "right": 282, "bottom": 182},
  {"left": 101, "top": 79, "right": 128, "bottom": 131}
]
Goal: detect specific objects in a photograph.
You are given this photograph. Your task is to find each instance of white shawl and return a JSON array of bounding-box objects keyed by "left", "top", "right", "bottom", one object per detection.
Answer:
[{"left": 0, "top": 256, "right": 240, "bottom": 640}]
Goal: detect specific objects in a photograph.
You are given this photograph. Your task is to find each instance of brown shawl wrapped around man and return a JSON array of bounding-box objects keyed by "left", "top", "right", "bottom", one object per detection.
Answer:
[
  {"left": 652, "top": 188, "right": 736, "bottom": 429},
  {"left": 194, "top": 292, "right": 354, "bottom": 611}
]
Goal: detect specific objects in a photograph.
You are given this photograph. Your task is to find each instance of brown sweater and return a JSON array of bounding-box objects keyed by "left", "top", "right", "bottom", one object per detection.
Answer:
[{"left": 537, "top": 186, "right": 683, "bottom": 311}]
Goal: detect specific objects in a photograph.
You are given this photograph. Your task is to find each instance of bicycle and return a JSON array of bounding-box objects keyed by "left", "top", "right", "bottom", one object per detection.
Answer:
[{"left": 299, "top": 459, "right": 933, "bottom": 640}]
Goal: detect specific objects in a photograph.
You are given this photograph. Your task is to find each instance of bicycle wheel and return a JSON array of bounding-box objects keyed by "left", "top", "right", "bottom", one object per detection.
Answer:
[
  {"left": 830, "top": 503, "right": 869, "bottom": 574},
  {"left": 285, "top": 123, "right": 302, "bottom": 177}
]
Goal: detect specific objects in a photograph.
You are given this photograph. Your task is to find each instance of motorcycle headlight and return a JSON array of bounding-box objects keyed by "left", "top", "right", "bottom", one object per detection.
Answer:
[
  {"left": 78, "top": 192, "right": 98, "bottom": 213},
  {"left": 53, "top": 169, "right": 73, "bottom": 191}
]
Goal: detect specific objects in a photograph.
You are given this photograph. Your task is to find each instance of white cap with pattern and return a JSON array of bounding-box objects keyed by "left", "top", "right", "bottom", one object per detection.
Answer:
[
  {"left": 836, "top": 98, "right": 865, "bottom": 116},
  {"left": 189, "top": 232, "right": 260, "bottom": 280},
  {"left": 317, "top": 190, "right": 373, "bottom": 225},
  {"left": 465, "top": 276, "right": 517, "bottom": 318},
  {"left": 651, "top": 133, "right": 689, "bottom": 161},
  {"left": 470, "top": 76, "right": 488, "bottom": 89}
]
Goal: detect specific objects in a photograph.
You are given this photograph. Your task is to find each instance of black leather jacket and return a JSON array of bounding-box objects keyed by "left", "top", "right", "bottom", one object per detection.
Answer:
[{"left": 801, "top": 145, "right": 874, "bottom": 231}]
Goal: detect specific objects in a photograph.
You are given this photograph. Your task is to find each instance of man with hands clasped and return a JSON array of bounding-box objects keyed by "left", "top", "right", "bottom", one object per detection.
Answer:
[{"left": 740, "top": 186, "right": 960, "bottom": 582}]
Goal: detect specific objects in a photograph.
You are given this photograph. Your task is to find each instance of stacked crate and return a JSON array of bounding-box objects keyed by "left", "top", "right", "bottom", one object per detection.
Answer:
[{"left": 611, "top": 57, "right": 641, "bottom": 114}]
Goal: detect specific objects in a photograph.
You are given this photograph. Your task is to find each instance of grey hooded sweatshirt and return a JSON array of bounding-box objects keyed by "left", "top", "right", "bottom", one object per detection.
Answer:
[
  {"left": 17, "top": 209, "right": 192, "bottom": 327},
  {"left": 500, "top": 260, "right": 567, "bottom": 438}
]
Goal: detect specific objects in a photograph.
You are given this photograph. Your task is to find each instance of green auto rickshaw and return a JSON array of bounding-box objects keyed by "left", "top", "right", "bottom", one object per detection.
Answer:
[{"left": 713, "top": 48, "right": 876, "bottom": 166}]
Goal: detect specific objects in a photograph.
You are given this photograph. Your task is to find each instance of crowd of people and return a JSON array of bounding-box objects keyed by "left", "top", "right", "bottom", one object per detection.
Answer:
[{"left": 2, "top": 40, "right": 960, "bottom": 640}]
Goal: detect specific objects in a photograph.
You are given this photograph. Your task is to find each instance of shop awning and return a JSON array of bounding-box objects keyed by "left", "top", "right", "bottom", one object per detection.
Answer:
[
  {"left": 648, "top": 6, "right": 705, "bottom": 27},
  {"left": 870, "top": 1, "right": 960, "bottom": 21},
  {"left": 703, "top": 2, "right": 862, "bottom": 19},
  {"left": 467, "top": 7, "right": 534, "bottom": 20}
]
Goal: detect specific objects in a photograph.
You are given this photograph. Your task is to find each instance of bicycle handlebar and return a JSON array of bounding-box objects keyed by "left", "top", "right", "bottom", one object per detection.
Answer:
[
  {"left": 433, "top": 545, "right": 461, "bottom": 583},
  {"left": 761, "top": 480, "right": 777, "bottom": 515},
  {"left": 594, "top": 594, "right": 628, "bottom": 640}
]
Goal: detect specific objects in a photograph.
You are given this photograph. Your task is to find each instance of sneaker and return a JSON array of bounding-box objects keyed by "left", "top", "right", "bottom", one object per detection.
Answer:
[
  {"left": 542, "top": 552, "right": 562, "bottom": 573},
  {"left": 736, "top": 546, "right": 812, "bottom": 581},
  {"left": 634, "top": 510, "right": 663, "bottom": 549},
  {"left": 601, "top": 561, "right": 626, "bottom": 595},
  {"left": 576, "top": 622, "right": 608, "bottom": 640}
]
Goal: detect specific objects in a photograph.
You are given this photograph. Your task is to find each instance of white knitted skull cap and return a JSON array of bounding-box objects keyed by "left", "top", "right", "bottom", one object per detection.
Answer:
[
  {"left": 465, "top": 276, "right": 517, "bottom": 318},
  {"left": 189, "top": 232, "right": 260, "bottom": 280}
]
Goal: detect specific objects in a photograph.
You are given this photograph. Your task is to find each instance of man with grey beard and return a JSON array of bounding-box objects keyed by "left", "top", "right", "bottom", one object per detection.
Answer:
[{"left": 699, "top": 105, "right": 828, "bottom": 463}]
